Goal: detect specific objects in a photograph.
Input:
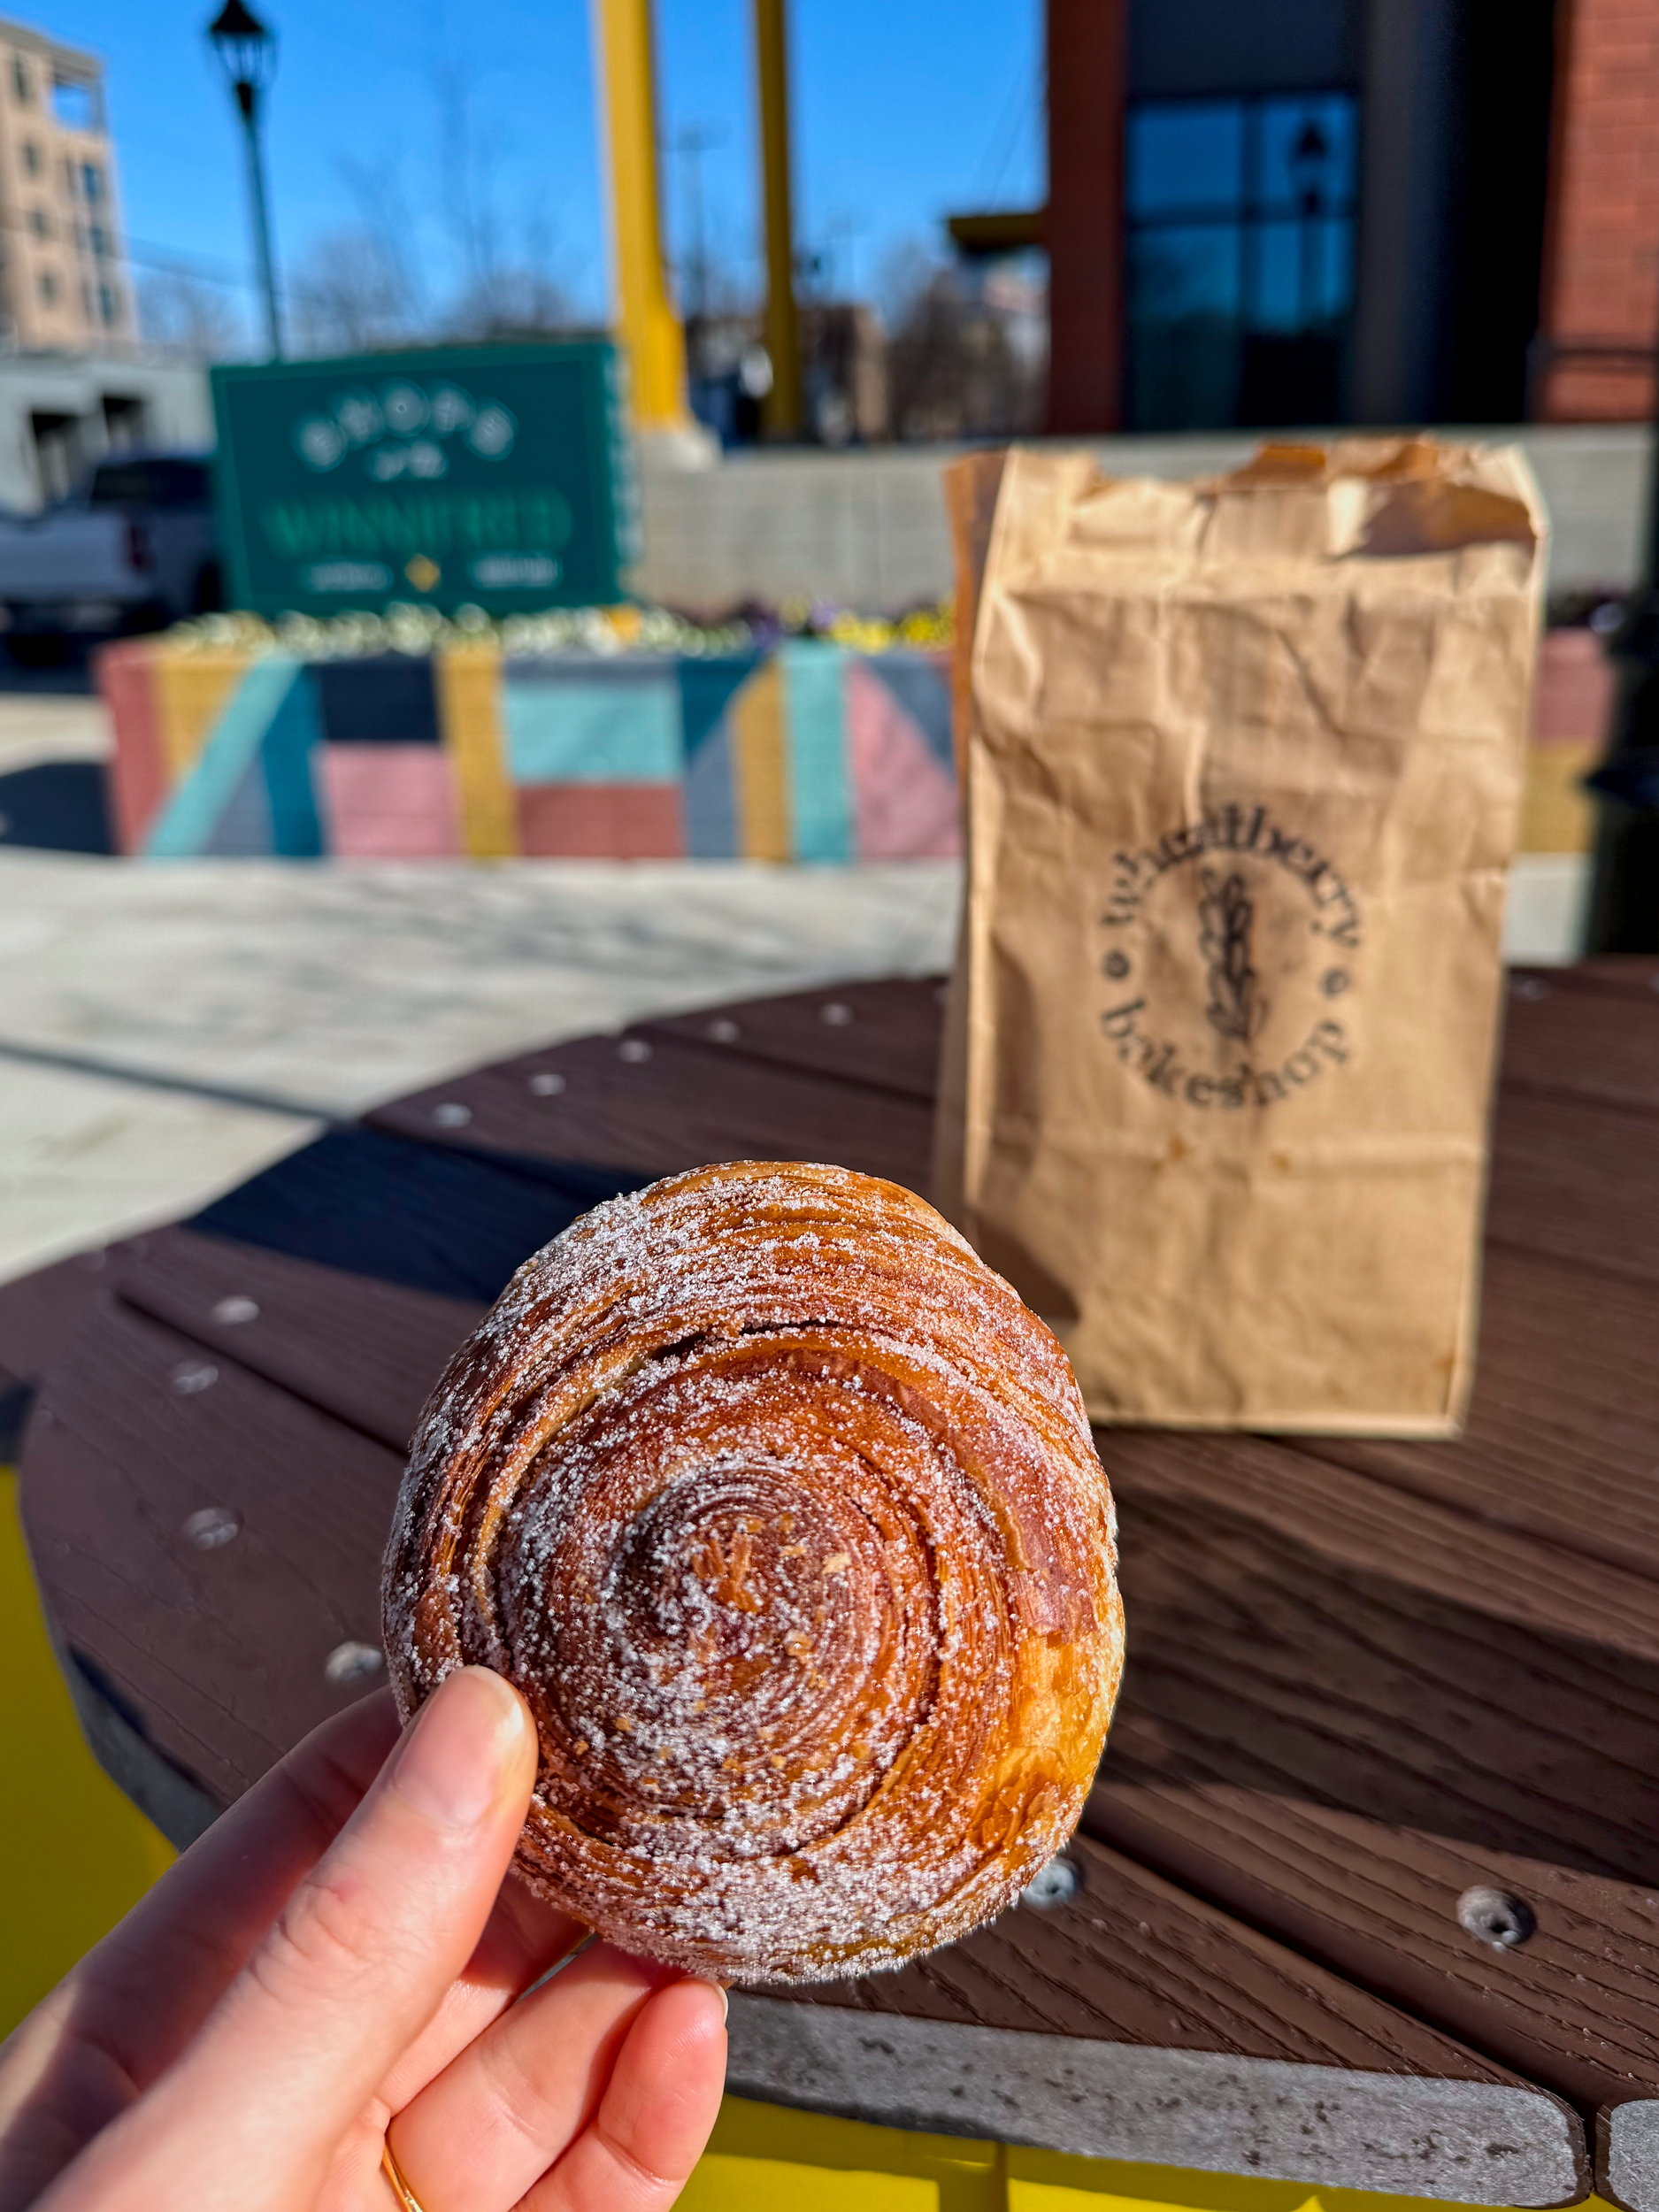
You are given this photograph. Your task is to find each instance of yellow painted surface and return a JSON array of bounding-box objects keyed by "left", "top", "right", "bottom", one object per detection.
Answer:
[
  {"left": 0, "top": 1466, "right": 173, "bottom": 2039},
  {"left": 150, "top": 649, "right": 250, "bottom": 783},
  {"left": 436, "top": 645, "right": 520, "bottom": 857},
  {"left": 688, "top": 2096, "right": 1002, "bottom": 2210},
  {"left": 1520, "top": 739, "right": 1598, "bottom": 856},
  {"left": 692, "top": 2108, "right": 1611, "bottom": 2212},
  {"left": 730, "top": 656, "right": 792, "bottom": 859},
  {"left": 1003, "top": 2150, "right": 1612, "bottom": 2212},
  {"left": 591, "top": 0, "right": 689, "bottom": 431}
]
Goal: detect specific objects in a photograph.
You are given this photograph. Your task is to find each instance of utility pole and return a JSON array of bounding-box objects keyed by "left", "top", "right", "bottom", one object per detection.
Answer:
[
  {"left": 674, "top": 123, "right": 723, "bottom": 334},
  {"left": 753, "top": 0, "right": 802, "bottom": 440}
]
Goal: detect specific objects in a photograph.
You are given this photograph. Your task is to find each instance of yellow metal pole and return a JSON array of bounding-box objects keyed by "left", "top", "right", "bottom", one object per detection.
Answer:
[
  {"left": 592, "top": 0, "right": 689, "bottom": 432},
  {"left": 753, "top": 0, "right": 803, "bottom": 440}
]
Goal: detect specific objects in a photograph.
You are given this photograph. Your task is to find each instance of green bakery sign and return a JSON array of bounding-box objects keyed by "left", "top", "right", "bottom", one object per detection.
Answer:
[{"left": 209, "top": 339, "right": 637, "bottom": 617}]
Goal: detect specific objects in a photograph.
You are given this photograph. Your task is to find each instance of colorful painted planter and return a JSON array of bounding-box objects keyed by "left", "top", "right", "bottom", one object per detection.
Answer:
[{"left": 100, "top": 639, "right": 962, "bottom": 862}]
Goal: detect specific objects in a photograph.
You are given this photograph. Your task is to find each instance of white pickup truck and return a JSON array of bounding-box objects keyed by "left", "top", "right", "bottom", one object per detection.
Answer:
[{"left": 0, "top": 453, "right": 221, "bottom": 656}]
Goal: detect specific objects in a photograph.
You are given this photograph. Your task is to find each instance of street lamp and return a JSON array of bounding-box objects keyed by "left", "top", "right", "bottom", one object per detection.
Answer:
[{"left": 206, "top": 0, "right": 283, "bottom": 359}]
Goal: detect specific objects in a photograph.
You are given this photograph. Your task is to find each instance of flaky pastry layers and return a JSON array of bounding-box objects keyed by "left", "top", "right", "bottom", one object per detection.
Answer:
[{"left": 383, "top": 1160, "right": 1123, "bottom": 1985}]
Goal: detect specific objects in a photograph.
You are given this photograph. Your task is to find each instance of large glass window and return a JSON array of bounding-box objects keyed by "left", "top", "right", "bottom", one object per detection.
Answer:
[{"left": 1125, "top": 91, "right": 1357, "bottom": 431}]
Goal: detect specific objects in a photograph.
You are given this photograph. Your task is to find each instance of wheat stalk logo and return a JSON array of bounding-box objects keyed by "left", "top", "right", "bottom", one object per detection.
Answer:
[{"left": 1198, "top": 867, "right": 1267, "bottom": 1041}]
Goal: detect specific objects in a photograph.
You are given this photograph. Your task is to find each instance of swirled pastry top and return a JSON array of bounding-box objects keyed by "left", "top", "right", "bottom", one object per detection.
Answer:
[{"left": 383, "top": 1160, "right": 1123, "bottom": 1985}]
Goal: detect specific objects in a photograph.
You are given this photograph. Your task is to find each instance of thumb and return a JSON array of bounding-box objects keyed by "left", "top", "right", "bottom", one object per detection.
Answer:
[{"left": 49, "top": 1667, "right": 537, "bottom": 2212}]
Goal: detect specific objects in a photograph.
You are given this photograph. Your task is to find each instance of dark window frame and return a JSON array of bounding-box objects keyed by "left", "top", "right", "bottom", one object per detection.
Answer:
[{"left": 1124, "top": 86, "right": 1362, "bottom": 431}]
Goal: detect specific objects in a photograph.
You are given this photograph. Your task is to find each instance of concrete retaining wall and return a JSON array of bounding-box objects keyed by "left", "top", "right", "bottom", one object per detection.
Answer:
[{"left": 634, "top": 425, "right": 1651, "bottom": 611}]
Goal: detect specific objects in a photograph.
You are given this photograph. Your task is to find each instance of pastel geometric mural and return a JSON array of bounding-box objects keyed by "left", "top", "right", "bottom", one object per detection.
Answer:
[{"left": 101, "top": 640, "right": 962, "bottom": 862}]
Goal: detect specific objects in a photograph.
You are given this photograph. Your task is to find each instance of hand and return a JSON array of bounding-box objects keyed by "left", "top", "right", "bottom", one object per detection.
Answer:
[{"left": 0, "top": 1669, "right": 727, "bottom": 2211}]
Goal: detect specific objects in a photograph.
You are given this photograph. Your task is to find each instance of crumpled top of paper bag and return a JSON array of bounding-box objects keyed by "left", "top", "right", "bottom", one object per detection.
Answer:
[{"left": 1064, "top": 434, "right": 1540, "bottom": 570}]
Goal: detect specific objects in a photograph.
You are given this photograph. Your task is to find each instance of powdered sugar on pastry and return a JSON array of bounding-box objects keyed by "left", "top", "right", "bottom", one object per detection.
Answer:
[{"left": 382, "top": 1159, "right": 1123, "bottom": 1985}]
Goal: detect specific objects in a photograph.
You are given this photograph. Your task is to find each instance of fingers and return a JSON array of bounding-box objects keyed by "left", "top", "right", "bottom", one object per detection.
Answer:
[
  {"left": 43, "top": 1668, "right": 537, "bottom": 2212},
  {"left": 526, "top": 1978, "right": 728, "bottom": 2212},
  {"left": 31, "top": 1694, "right": 401, "bottom": 2101},
  {"left": 389, "top": 1947, "right": 726, "bottom": 2212},
  {"left": 0, "top": 1695, "right": 398, "bottom": 2212},
  {"left": 388, "top": 1943, "right": 667, "bottom": 2207},
  {"left": 371, "top": 1881, "right": 588, "bottom": 2122}
]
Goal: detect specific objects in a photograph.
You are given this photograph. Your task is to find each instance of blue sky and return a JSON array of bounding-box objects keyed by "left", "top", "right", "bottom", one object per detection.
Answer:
[{"left": 36, "top": 0, "right": 1043, "bottom": 341}]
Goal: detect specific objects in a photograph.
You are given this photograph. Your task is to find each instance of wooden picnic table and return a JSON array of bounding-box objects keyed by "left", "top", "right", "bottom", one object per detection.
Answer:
[{"left": 7, "top": 962, "right": 1659, "bottom": 2210}]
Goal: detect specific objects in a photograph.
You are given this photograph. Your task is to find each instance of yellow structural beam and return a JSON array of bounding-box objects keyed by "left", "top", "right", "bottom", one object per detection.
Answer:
[
  {"left": 591, "top": 0, "right": 689, "bottom": 433},
  {"left": 754, "top": 0, "right": 803, "bottom": 439}
]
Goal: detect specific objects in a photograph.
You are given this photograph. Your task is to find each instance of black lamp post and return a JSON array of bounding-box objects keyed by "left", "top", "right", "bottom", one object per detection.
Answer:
[
  {"left": 1288, "top": 119, "right": 1330, "bottom": 333},
  {"left": 206, "top": 0, "right": 283, "bottom": 360}
]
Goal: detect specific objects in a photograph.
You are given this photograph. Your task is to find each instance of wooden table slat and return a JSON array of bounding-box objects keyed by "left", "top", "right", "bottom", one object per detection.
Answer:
[
  {"left": 112, "top": 1226, "right": 484, "bottom": 1456},
  {"left": 25, "top": 1299, "right": 403, "bottom": 1807},
  {"left": 1522, "top": 958, "right": 1659, "bottom": 1002},
  {"left": 367, "top": 1027, "right": 937, "bottom": 1194},
  {"left": 1486, "top": 1086, "right": 1659, "bottom": 1289},
  {"left": 1087, "top": 1428, "right": 1659, "bottom": 2115},
  {"left": 733, "top": 1833, "right": 1586, "bottom": 2203},
  {"left": 636, "top": 977, "right": 949, "bottom": 1102},
  {"left": 806, "top": 1831, "right": 1529, "bottom": 2072},
  {"left": 185, "top": 1125, "right": 638, "bottom": 1306},
  {"left": 1299, "top": 1240, "right": 1659, "bottom": 1589},
  {"left": 0, "top": 1246, "right": 127, "bottom": 1385},
  {"left": 1501, "top": 969, "right": 1659, "bottom": 1114}
]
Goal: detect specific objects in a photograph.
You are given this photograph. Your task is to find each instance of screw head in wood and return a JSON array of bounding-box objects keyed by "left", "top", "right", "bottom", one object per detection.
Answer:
[
  {"left": 1018, "top": 1855, "right": 1080, "bottom": 1909},
  {"left": 820, "top": 1002, "right": 853, "bottom": 1026},
  {"left": 433, "top": 1102, "right": 472, "bottom": 1127},
  {"left": 529, "top": 1071, "right": 566, "bottom": 1096},
  {"left": 618, "top": 1038, "right": 652, "bottom": 1064},
  {"left": 325, "top": 1640, "right": 384, "bottom": 1686},
  {"left": 182, "top": 1505, "right": 239, "bottom": 1550},
  {"left": 1511, "top": 976, "right": 1548, "bottom": 1002},
  {"left": 708, "top": 1018, "right": 741, "bottom": 1043},
  {"left": 212, "top": 1295, "right": 258, "bottom": 1325},
  {"left": 171, "top": 1361, "right": 219, "bottom": 1394},
  {"left": 1456, "top": 1885, "right": 1535, "bottom": 1947}
]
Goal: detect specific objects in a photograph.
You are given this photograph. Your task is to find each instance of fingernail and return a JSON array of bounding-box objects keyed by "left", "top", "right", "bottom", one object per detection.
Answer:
[
  {"left": 389, "top": 1668, "right": 528, "bottom": 1832},
  {"left": 703, "top": 1980, "right": 729, "bottom": 2024}
]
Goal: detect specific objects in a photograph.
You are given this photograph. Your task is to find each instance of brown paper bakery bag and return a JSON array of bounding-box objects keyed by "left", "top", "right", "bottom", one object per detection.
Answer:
[{"left": 937, "top": 438, "right": 1546, "bottom": 1435}]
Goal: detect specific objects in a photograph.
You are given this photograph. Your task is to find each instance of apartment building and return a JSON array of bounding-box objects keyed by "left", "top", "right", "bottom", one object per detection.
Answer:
[{"left": 0, "top": 14, "right": 134, "bottom": 355}]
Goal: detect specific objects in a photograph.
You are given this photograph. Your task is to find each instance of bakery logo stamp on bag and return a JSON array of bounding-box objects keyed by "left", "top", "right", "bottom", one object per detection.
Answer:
[{"left": 1099, "top": 802, "right": 1361, "bottom": 1110}]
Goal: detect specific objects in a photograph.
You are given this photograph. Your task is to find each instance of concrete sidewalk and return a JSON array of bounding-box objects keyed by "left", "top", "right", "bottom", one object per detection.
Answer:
[
  {"left": 0, "top": 854, "right": 961, "bottom": 1284},
  {"left": 0, "top": 692, "right": 108, "bottom": 776}
]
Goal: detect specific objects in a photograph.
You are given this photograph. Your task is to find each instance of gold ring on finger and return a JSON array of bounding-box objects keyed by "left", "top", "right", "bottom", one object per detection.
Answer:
[{"left": 380, "top": 2139, "right": 431, "bottom": 2212}]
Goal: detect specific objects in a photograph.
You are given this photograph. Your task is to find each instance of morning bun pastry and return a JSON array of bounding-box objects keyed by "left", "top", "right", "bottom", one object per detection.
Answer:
[{"left": 383, "top": 1159, "right": 1122, "bottom": 1984}]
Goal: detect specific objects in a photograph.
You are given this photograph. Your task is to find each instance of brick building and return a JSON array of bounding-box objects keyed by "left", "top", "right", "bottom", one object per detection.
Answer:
[
  {"left": 959, "top": 0, "right": 1655, "bottom": 432},
  {"left": 0, "top": 13, "right": 134, "bottom": 356},
  {"left": 1535, "top": 0, "right": 1659, "bottom": 419}
]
